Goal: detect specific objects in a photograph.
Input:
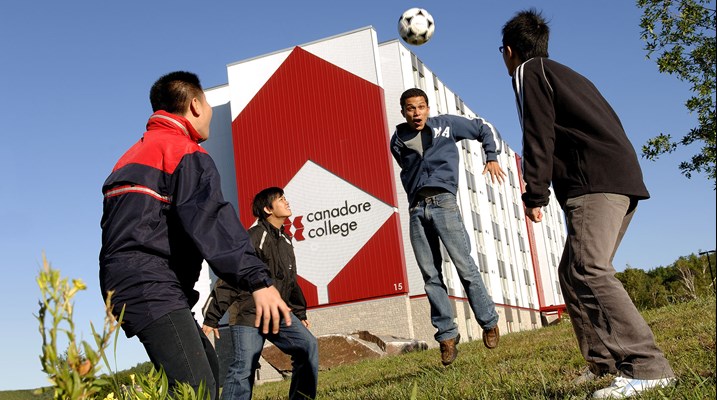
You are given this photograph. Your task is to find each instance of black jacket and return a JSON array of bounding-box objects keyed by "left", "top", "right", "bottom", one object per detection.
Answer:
[
  {"left": 203, "top": 219, "right": 307, "bottom": 327},
  {"left": 99, "top": 111, "right": 273, "bottom": 337},
  {"left": 512, "top": 58, "right": 649, "bottom": 207}
]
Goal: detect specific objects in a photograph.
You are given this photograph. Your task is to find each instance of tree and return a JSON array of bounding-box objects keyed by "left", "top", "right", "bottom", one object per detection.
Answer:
[
  {"left": 637, "top": 0, "right": 716, "bottom": 187},
  {"left": 616, "top": 267, "right": 670, "bottom": 309}
]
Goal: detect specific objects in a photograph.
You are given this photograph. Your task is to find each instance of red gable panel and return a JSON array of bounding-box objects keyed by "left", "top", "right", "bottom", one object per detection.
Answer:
[{"left": 231, "top": 46, "right": 407, "bottom": 306}]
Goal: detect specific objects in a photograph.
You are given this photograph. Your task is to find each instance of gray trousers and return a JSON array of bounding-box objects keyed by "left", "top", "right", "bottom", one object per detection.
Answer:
[{"left": 559, "top": 193, "right": 674, "bottom": 380}]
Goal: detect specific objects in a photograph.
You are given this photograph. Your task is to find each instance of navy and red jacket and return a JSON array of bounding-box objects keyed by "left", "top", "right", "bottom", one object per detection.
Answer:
[{"left": 99, "top": 111, "right": 272, "bottom": 337}]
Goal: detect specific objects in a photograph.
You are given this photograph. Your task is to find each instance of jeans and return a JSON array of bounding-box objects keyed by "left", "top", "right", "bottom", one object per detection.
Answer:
[
  {"left": 409, "top": 192, "right": 498, "bottom": 342},
  {"left": 559, "top": 193, "right": 674, "bottom": 380},
  {"left": 136, "top": 308, "right": 219, "bottom": 399},
  {"left": 221, "top": 314, "right": 319, "bottom": 400}
]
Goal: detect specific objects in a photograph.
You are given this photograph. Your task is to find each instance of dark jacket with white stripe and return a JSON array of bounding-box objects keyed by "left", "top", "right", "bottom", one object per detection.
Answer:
[
  {"left": 390, "top": 114, "right": 501, "bottom": 207},
  {"left": 203, "top": 219, "right": 307, "bottom": 328},
  {"left": 512, "top": 57, "right": 649, "bottom": 208},
  {"left": 99, "top": 111, "right": 272, "bottom": 337}
]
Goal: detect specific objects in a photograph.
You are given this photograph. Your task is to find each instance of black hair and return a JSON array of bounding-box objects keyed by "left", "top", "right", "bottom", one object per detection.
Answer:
[
  {"left": 502, "top": 8, "right": 550, "bottom": 62},
  {"left": 149, "top": 71, "right": 204, "bottom": 114},
  {"left": 252, "top": 187, "right": 285, "bottom": 220},
  {"left": 400, "top": 88, "right": 429, "bottom": 110}
]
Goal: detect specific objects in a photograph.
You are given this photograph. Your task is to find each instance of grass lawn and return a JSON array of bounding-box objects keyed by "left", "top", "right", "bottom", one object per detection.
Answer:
[
  {"left": 2, "top": 296, "right": 714, "bottom": 399},
  {"left": 253, "top": 296, "right": 715, "bottom": 399}
]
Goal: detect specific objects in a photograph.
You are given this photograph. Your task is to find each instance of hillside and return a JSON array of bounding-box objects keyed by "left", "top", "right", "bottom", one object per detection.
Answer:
[
  {"left": 254, "top": 296, "right": 715, "bottom": 399},
  {"left": 2, "top": 297, "right": 714, "bottom": 400}
]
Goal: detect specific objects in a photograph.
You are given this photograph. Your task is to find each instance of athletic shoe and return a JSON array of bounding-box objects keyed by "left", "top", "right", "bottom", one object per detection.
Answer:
[{"left": 592, "top": 376, "right": 676, "bottom": 398}]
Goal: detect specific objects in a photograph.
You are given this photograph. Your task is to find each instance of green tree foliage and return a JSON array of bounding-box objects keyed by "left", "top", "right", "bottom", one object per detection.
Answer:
[
  {"left": 637, "top": 0, "right": 716, "bottom": 187},
  {"left": 617, "top": 252, "right": 716, "bottom": 309},
  {"left": 617, "top": 267, "right": 670, "bottom": 309}
]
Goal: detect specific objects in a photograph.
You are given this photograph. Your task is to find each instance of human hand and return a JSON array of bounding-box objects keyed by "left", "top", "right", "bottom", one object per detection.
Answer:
[
  {"left": 252, "top": 286, "right": 292, "bottom": 334},
  {"left": 525, "top": 206, "right": 543, "bottom": 223},
  {"left": 302, "top": 319, "right": 311, "bottom": 329},
  {"left": 483, "top": 161, "right": 506, "bottom": 185},
  {"left": 202, "top": 324, "right": 220, "bottom": 339}
]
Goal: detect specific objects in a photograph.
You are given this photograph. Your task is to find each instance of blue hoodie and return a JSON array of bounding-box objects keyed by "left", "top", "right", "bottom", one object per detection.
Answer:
[{"left": 390, "top": 114, "right": 501, "bottom": 206}]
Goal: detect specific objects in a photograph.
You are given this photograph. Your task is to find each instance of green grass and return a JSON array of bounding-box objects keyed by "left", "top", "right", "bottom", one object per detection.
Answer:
[
  {"left": 0, "top": 390, "right": 51, "bottom": 400},
  {"left": 253, "top": 296, "right": 716, "bottom": 400},
  {"left": 2, "top": 297, "right": 714, "bottom": 400}
]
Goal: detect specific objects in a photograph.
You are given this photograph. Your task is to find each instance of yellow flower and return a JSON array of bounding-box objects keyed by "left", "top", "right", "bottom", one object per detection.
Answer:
[{"left": 72, "top": 279, "right": 87, "bottom": 291}]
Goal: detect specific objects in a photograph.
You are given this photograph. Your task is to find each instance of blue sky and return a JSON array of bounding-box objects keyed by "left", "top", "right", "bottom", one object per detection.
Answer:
[{"left": 1, "top": 1, "right": 714, "bottom": 391}]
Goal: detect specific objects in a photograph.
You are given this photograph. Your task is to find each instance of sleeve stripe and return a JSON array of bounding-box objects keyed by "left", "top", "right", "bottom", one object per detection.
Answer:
[
  {"left": 103, "top": 184, "right": 171, "bottom": 203},
  {"left": 259, "top": 231, "right": 268, "bottom": 250}
]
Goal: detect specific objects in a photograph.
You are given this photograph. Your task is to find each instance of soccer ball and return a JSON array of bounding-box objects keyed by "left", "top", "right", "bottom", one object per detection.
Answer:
[{"left": 398, "top": 8, "right": 435, "bottom": 46}]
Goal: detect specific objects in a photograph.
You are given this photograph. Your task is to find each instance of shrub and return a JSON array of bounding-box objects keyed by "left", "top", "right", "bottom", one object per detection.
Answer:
[{"left": 35, "top": 254, "right": 210, "bottom": 400}]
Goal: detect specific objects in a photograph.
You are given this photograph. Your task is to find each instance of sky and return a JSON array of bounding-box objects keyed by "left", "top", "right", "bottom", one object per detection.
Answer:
[{"left": 1, "top": 0, "right": 714, "bottom": 391}]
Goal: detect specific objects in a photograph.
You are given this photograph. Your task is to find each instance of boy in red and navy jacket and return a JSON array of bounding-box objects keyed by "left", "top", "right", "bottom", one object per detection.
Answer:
[{"left": 99, "top": 71, "right": 291, "bottom": 400}]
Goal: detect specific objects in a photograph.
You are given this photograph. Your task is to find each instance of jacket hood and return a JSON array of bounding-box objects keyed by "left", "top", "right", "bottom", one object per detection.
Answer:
[{"left": 146, "top": 110, "right": 204, "bottom": 143}]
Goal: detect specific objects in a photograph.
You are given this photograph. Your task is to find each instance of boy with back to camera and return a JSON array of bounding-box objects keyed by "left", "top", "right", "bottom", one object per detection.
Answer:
[
  {"left": 99, "top": 71, "right": 291, "bottom": 400},
  {"left": 500, "top": 9, "right": 675, "bottom": 398}
]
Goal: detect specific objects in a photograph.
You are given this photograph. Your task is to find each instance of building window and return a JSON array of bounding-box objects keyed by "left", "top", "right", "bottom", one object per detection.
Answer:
[
  {"left": 477, "top": 251, "right": 487, "bottom": 273},
  {"left": 505, "top": 307, "right": 514, "bottom": 323},
  {"left": 492, "top": 222, "right": 501, "bottom": 241},
  {"left": 472, "top": 211, "right": 482, "bottom": 232},
  {"left": 486, "top": 184, "right": 495, "bottom": 204},
  {"left": 518, "top": 233, "right": 525, "bottom": 252},
  {"left": 411, "top": 54, "right": 426, "bottom": 90}
]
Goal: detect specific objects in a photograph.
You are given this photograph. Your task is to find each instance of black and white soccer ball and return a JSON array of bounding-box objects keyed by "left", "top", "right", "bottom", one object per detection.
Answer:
[{"left": 398, "top": 8, "right": 435, "bottom": 46}]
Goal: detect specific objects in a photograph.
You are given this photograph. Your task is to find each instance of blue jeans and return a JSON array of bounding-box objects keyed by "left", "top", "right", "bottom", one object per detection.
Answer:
[
  {"left": 136, "top": 308, "right": 219, "bottom": 400},
  {"left": 221, "top": 314, "right": 319, "bottom": 400},
  {"left": 409, "top": 192, "right": 498, "bottom": 342}
]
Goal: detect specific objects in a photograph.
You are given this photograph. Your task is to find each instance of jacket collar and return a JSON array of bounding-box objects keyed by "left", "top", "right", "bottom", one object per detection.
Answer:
[
  {"left": 395, "top": 120, "right": 434, "bottom": 143},
  {"left": 258, "top": 218, "right": 285, "bottom": 238},
  {"left": 146, "top": 110, "right": 203, "bottom": 143}
]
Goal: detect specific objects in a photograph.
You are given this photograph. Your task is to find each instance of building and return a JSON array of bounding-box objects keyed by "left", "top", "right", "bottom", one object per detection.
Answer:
[{"left": 193, "top": 26, "right": 567, "bottom": 353}]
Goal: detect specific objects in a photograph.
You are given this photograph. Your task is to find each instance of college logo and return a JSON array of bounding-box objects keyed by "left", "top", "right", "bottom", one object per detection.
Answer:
[
  {"left": 283, "top": 216, "right": 304, "bottom": 241},
  {"left": 283, "top": 160, "right": 396, "bottom": 303}
]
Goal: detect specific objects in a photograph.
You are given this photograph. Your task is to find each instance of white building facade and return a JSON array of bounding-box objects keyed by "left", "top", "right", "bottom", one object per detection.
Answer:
[{"left": 193, "top": 27, "right": 567, "bottom": 348}]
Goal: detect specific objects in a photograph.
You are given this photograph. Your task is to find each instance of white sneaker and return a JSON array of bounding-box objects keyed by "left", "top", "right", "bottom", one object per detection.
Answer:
[{"left": 592, "top": 376, "right": 676, "bottom": 398}]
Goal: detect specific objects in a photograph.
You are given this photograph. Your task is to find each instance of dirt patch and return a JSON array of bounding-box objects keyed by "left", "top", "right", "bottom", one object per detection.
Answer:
[{"left": 262, "top": 334, "right": 382, "bottom": 373}]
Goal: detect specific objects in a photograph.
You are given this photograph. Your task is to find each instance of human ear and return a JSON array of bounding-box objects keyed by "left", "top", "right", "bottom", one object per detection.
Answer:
[{"left": 189, "top": 97, "right": 202, "bottom": 117}]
